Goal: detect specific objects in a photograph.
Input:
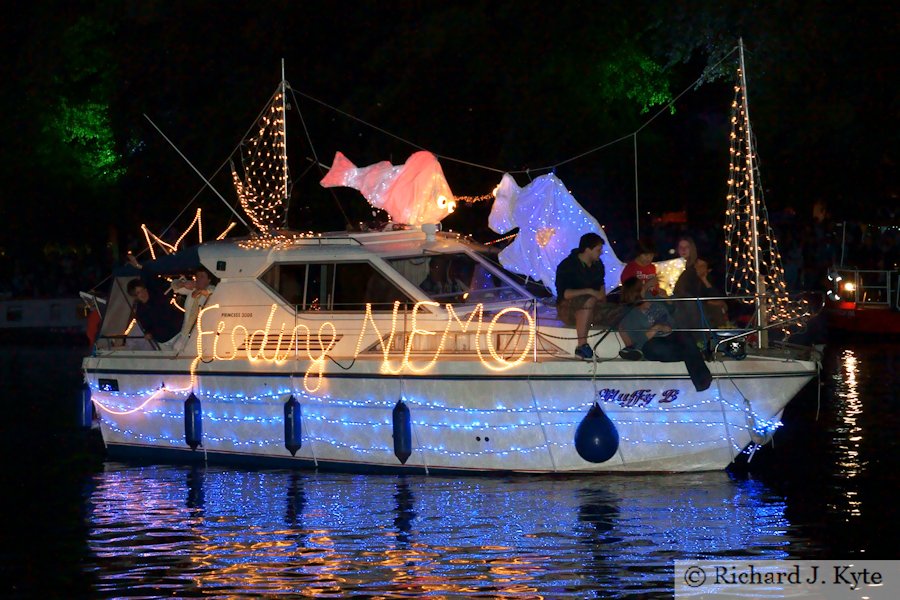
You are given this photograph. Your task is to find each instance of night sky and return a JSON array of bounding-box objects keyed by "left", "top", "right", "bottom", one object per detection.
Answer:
[{"left": 1, "top": 1, "right": 897, "bottom": 266}]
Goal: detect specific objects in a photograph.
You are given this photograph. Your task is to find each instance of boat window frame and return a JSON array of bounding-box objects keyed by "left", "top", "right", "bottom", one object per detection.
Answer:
[
  {"left": 383, "top": 249, "right": 536, "bottom": 306},
  {"left": 259, "top": 259, "right": 417, "bottom": 313}
]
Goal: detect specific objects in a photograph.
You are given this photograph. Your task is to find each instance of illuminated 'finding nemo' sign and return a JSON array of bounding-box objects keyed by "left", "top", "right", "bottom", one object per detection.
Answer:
[{"left": 191, "top": 301, "right": 536, "bottom": 392}]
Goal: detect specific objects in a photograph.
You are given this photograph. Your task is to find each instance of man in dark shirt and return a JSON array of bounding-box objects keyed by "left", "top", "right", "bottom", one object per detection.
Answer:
[
  {"left": 127, "top": 276, "right": 182, "bottom": 348},
  {"left": 555, "top": 232, "right": 614, "bottom": 359}
]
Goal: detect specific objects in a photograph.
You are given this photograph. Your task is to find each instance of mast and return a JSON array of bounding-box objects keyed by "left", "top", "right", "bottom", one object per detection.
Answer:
[
  {"left": 281, "top": 59, "right": 290, "bottom": 226},
  {"left": 738, "top": 38, "right": 767, "bottom": 348}
]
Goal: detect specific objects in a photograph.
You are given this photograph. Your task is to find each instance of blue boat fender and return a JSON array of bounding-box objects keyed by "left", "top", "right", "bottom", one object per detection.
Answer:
[
  {"left": 284, "top": 395, "right": 302, "bottom": 456},
  {"left": 392, "top": 399, "right": 412, "bottom": 464},
  {"left": 574, "top": 401, "right": 619, "bottom": 463},
  {"left": 184, "top": 393, "right": 203, "bottom": 450}
]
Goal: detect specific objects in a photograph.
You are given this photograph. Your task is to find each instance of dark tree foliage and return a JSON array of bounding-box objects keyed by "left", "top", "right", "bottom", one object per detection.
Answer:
[{"left": 2, "top": 0, "right": 896, "bottom": 266}]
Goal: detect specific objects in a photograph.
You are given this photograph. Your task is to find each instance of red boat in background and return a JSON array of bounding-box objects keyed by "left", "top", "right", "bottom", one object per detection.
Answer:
[{"left": 825, "top": 267, "right": 900, "bottom": 335}]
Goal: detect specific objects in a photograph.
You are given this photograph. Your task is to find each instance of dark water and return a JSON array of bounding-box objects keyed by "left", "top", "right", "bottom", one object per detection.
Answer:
[{"left": 1, "top": 339, "right": 898, "bottom": 598}]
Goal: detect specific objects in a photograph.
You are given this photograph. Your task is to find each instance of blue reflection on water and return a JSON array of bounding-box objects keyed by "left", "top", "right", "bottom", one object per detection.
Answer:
[
  {"left": 9, "top": 342, "right": 895, "bottom": 597},
  {"left": 84, "top": 465, "right": 802, "bottom": 597}
]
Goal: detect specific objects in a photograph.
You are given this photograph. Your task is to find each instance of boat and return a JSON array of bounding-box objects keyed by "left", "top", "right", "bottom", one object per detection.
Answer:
[
  {"left": 80, "top": 47, "right": 819, "bottom": 474},
  {"left": 0, "top": 296, "right": 87, "bottom": 342},
  {"left": 824, "top": 267, "right": 900, "bottom": 335},
  {"left": 823, "top": 223, "right": 900, "bottom": 335}
]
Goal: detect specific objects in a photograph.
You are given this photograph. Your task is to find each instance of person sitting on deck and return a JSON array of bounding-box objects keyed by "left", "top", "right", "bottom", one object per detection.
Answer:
[
  {"left": 620, "top": 238, "right": 658, "bottom": 289},
  {"left": 420, "top": 256, "right": 468, "bottom": 299},
  {"left": 555, "top": 232, "right": 622, "bottom": 360},
  {"left": 695, "top": 258, "right": 729, "bottom": 329},
  {"left": 673, "top": 249, "right": 728, "bottom": 344},
  {"left": 126, "top": 276, "right": 182, "bottom": 349},
  {"left": 167, "top": 266, "right": 218, "bottom": 351},
  {"left": 618, "top": 277, "right": 712, "bottom": 392}
]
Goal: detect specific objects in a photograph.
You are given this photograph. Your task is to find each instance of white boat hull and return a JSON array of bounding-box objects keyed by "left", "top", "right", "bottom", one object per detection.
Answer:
[{"left": 84, "top": 353, "right": 814, "bottom": 473}]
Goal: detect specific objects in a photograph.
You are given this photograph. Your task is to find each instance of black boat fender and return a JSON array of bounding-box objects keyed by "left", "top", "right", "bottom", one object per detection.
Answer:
[
  {"left": 284, "top": 395, "right": 302, "bottom": 456},
  {"left": 392, "top": 399, "right": 412, "bottom": 464},
  {"left": 184, "top": 392, "right": 203, "bottom": 450}
]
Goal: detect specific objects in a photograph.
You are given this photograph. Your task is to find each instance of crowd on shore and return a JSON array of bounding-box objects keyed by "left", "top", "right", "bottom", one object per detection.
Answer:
[{"left": 0, "top": 245, "right": 109, "bottom": 300}]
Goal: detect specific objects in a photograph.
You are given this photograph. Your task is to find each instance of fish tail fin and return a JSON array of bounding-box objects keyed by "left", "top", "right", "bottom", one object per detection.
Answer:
[{"left": 319, "top": 152, "right": 357, "bottom": 188}]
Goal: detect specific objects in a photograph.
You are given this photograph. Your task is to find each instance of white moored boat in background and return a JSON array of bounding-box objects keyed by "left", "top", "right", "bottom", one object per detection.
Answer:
[{"left": 81, "top": 45, "right": 819, "bottom": 474}]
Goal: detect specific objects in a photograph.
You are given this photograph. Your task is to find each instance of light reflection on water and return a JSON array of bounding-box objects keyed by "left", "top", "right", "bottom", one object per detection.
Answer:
[
  {"left": 830, "top": 349, "right": 865, "bottom": 520},
  {"left": 85, "top": 465, "right": 801, "bottom": 597},
  {"left": 4, "top": 341, "right": 898, "bottom": 597}
]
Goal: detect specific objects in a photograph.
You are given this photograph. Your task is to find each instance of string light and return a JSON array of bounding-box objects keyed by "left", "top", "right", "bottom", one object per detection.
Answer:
[
  {"left": 90, "top": 377, "right": 776, "bottom": 466},
  {"left": 485, "top": 232, "right": 518, "bottom": 246},
  {"left": 184, "top": 301, "right": 536, "bottom": 393},
  {"left": 216, "top": 222, "right": 237, "bottom": 240},
  {"left": 653, "top": 257, "right": 686, "bottom": 295},
  {"left": 231, "top": 90, "right": 289, "bottom": 235},
  {"left": 723, "top": 67, "right": 808, "bottom": 334},
  {"left": 454, "top": 193, "right": 495, "bottom": 204},
  {"left": 140, "top": 208, "right": 204, "bottom": 259},
  {"left": 237, "top": 231, "right": 319, "bottom": 250}
]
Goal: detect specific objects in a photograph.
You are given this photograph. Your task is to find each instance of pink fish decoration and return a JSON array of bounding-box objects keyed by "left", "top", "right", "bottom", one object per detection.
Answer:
[{"left": 320, "top": 151, "right": 456, "bottom": 225}]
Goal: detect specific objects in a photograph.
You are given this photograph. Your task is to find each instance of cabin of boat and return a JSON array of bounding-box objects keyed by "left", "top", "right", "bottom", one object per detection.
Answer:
[
  {"left": 825, "top": 266, "right": 900, "bottom": 335},
  {"left": 82, "top": 226, "right": 819, "bottom": 474}
]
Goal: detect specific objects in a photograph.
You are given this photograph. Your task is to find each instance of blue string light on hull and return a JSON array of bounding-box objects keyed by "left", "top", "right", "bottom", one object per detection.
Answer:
[
  {"left": 392, "top": 399, "right": 412, "bottom": 464},
  {"left": 184, "top": 393, "right": 203, "bottom": 450},
  {"left": 574, "top": 402, "right": 619, "bottom": 463},
  {"left": 284, "top": 395, "right": 302, "bottom": 456}
]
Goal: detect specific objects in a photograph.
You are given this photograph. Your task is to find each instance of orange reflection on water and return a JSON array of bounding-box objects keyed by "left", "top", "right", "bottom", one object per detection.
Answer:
[{"left": 833, "top": 349, "right": 865, "bottom": 520}]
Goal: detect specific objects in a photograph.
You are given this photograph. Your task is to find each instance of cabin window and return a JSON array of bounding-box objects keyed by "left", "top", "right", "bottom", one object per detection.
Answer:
[
  {"left": 260, "top": 262, "right": 411, "bottom": 311},
  {"left": 386, "top": 253, "right": 529, "bottom": 304},
  {"left": 477, "top": 251, "right": 554, "bottom": 298}
]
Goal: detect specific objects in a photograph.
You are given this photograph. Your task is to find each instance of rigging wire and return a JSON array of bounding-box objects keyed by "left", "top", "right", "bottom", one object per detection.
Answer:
[
  {"left": 145, "top": 86, "right": 285, "bottom": 243},
  {"left": 290, "top": 46, "right": 740, "bottom": 177},
  {"left": 288, "top": 85, "right": 352, "bottom": 228},
  {"left": 145, "top": 45, "right": 742, "bottom": 253}
]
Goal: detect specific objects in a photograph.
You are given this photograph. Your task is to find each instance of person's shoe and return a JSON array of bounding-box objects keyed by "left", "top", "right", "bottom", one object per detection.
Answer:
[
  {"left": 619, "top": 346, "right": 643, "bottom": 361},
  {"left": 574, "top": 343, "right": 594, "bottom": 359}
]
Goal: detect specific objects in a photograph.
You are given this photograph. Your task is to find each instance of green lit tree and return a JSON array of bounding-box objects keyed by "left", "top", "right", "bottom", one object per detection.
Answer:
[{"left": 37, "top": 13, "right": 124, "bottom": 190}]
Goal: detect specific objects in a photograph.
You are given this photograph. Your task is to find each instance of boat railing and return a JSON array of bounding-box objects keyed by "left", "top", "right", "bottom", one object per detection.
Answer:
[
  {"left": 828, "top": 267, "right": 899, "bottom": 310},
  {"left": 622, "top": 292, "right": 815, "bottom": 356}
]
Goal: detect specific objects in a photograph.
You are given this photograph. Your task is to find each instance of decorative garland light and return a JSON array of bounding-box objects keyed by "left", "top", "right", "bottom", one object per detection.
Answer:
[
  {"left": 183, "top": 301, "right": 536, "bottom": 393},
  {"left": 140, "top": 208, "right": 204, "bottom": 259},
  {"left": 236, "top": 231, "right": 319, "bottom": 251},
  {"left": 723, "top": 67, "right": 808, "bottom": 334},
  {"left": 454, "top": 193, "right": 495, "bottom": 204},
  {"left": 231, "top": 89, "right": 289, "bottom": 235},
  {"left": 93, "top": 382, "right": 766, "bottom": 459}
]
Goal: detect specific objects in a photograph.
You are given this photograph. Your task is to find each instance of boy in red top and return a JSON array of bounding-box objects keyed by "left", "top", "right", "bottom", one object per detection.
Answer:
[{"left": 620, "top": 239, "right": 659, "bottom": 294}]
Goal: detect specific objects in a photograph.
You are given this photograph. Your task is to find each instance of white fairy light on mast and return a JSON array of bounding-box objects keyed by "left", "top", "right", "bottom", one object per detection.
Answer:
[
  {"left": 231, "top": 73, "right": 290, "bottom": 236},
  {"left": 724, "top": 39, "right": 807, "bottom": 342}
]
